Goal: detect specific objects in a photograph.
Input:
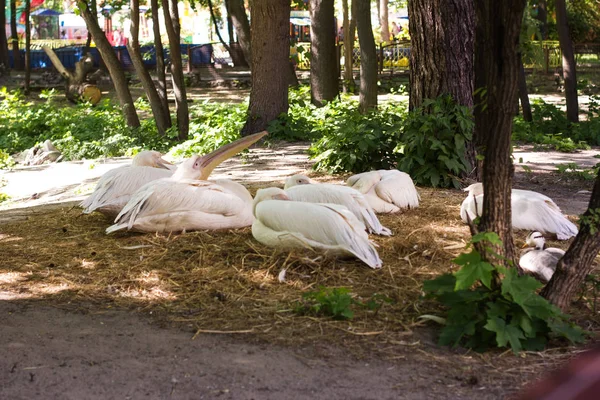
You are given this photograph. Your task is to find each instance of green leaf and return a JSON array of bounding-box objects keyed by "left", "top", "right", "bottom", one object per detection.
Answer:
[
  {"left": 453, "top": 250, "right": 481, "bottom": 266},
  {"left": 423, "top": 274, "right": 456, "bottom": 295},
  {"left": 454, "top": 261, "right": 495, "bottom": 290},
  {"left": 471, "top": 232, "right": 502, "bottom": 246},
  {"left": 484, "top": 317, "right": 525, "bottom": 353},
  {"left": 547, "top": 318, "right": 587, "bottom": 344}
]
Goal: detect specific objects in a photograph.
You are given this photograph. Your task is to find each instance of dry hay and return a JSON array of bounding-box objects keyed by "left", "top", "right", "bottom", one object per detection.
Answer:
[{"left": 0, "top": 181, "right": 598, "bottom": 381}]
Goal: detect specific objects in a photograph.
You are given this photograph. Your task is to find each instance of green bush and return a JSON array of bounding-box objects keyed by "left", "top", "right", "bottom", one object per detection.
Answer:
[
  {"left": 0, "top": 150, "right": 15, "bottom": 170},
  {"left": 423, "top": 232, "right": 585, "bottom": 353},
  {"left": 397, "top": 95, "right": 473, "bottom": 188}
]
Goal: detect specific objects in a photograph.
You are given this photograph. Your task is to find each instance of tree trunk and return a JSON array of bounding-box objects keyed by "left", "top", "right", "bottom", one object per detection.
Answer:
[
  {"left": 342, "top": 0, "right": 356, "bottom": 93},
  {"left": 241, "top": 0, "right": 290, "bottom": 136},
  {"left": 310, "top": 0, "right": 339, "bottom": 107},
  {"left": 541, "top": 173, "right": 600, "bottom": 310},
  {"left": 127, "top": 0, "right": 170, "bottom": 136},
  {"left": 536, "top": 0, "right": 547, "bottom": 40},
  {"left": 0, "top": 0, "right": 9, "bottom": 73},
  {"left": 162, "top": 0, "right": 189, "bottom": 140},
  {"left": 24, "top": 0, "right": 30, "bottom": 94},
  {"left": 555, "top": 0, "right": 578, "bottom": 123},
  {"left": 227, "top": 12, "right": 234, "bottom": 45},
  {"left": 408, "top": 0, "right": 474, "bottom": 110},
  {"left": 10, "top": 0, "right": 22, "bottom": 70},
  {"left": 150, "top": 0, "right": 170, "bottom": 125},
  {"left": 518, "top": 52, "right": 532, "bottom": 122},
  {"left": 380, "top": 0, "right": 390, "bottom": 43},
  {"left": 78, "top": 0, "right": 140, "bottom": 127},
  {"left": 207, "top": 0, "right": 233, "bottom": 57},
  {"left": 355, "top": 0, "right": 377, "bottom": 114},
  {"left": 474, "top": 0, "right": 526, "bottom": 264},
  {"left": 225, "top": 0, "right": 252, "bottom": 66}
]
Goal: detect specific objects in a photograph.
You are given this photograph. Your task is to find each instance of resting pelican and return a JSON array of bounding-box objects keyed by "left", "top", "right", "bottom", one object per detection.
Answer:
[
  {"left": 80, "top": 150, "right": 174, "bottom": 217},
  {"left": 519, "top": 231, "right": 564, "bottom": 283},
  {"left": 460, "top": 183, "right": 579, "bottom": 240},
  {"left": 251, "top": 187, "right": 382, "bottom": 269},
  {"left": 283, "top": 174, "right": 391, "bottom": 236},
  {"left": 106, "top": 131, "right": 267, "bottom": 234},
  {"left": 346, "top": 170, "right": 420, "bottom": 213}
]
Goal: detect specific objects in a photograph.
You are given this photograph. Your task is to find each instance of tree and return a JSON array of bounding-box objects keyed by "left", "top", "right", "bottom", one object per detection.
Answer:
[
  {"left": 127, "top": 0, "right": 171, "bottom": 135},
  {"left": 341, "top": 0, "right": 356, "bottom": 93},
  {"left": 162, "top": 0, "right": 189, "bottom": 140},
  {"left": 24, "top": 0, "right": 30, "bottom": 94},
  {"left": 0, "top": 0, "right": 9, "bottom": 72},
  {"left": 78, "top": 0, "right": 140, "bottom": 128},
  {"left": 241, "top": 0, "right": 290, "bottom": 135},
  {"left": 408, "top": 0, "right": 475, "bottom": 111},
  {"left": 10, "top": 0, "right": 22, "bottom": 70},
  {"left": 207, "top": 0, "right": 245, "bottom": 67},
  {"left": 541, "top": 175, "right": 600, "bottom": 310},
  {"left": 473, "top": 0, "right": 526, "bottom": 264},
  {"left": 225, "top": 0, "right": 252, "bottom": 65},
  {"left": 535, "top": 0, "right": 548, "bottom": 39},
  {"left": 380, "top": 0, "right": 390, "bottom": 42},
  {"left": 354, "top": 0, "right": 377, "bottom": 113},
  {"left": 150, "top": 0, "right": 170, "bottom": 126},
  {"left": 309, "top": 0, "right": 339, "bottom": 107},
  {"left": 555, "top": 0, "right": 578, "bottom": 123}
]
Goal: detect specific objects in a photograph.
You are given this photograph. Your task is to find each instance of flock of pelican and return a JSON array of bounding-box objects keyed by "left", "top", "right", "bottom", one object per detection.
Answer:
[{"left": 80, "top": 132, "right": 578, "bottom": 281}]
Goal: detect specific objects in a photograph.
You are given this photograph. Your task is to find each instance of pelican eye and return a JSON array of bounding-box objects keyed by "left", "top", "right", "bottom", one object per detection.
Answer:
[{"left": 533, "top": 235, "right": 543, "bottom": 239}]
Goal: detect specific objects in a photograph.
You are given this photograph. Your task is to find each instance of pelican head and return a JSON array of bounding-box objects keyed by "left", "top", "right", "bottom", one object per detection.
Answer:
[
  {"left": 463, "top": 182, "right": 483, "bottom": 196},
  {"left": 284, "top": 174, "right": 315, "bottom": 189},
  {"left": 253, "top": 187, "right": 290, "bottom": 215},
  {"left": 524, "top": 231, "right": 546, "bottom": 250},
  {"left": 172, "top": 130, "right": 268, "bottom": 181},
  {"left": 132, "top": 150, "right": 173, "bottom": 169}
]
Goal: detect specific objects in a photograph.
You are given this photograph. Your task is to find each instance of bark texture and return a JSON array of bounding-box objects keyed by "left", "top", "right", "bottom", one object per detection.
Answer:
[
  {"left": 127, "top": 0, "right": 170, "bottom": 136},
  {"left": 78, "top": 0, "right": 139, "bottom": 127},
  {"left": 380, "top": 0, "right": 390, "bottom": 42},
  {"left": 408, "top": 0, "right": 474, "bottom": 110},
  {"left": 24, "top": 0, "right": 30, "bottom": 94},
  {"left": 10, "top": 0, "right": 22, "bottom": 70},
  {"left": 536, "top": 0, "right": 547, "bottom": 40},
  {"left": 342, "top": 0, "right": 356, "bottom": 93},
  {"left": 355, "top": 0, "right": 377, "bottom": 113},
  {"left": 518, "top": 53, "right": 532, "bottom": 122},
  {"left": 555, "top": 0, "right": 579, "bottom": 123},
  {"left": 541, "top": 176, "right": 600, "bottom": 310},
  {"left": 162, "top": 0, "right": 189, "bottom": 140},
  {"left": 0, "top": 0, "right": 9, "bottom": 72},
  {"left": 225, "top": 0, "right": 252, "bottom": 66},
  {"left": 150, "top": 0, "right": 170, "bottom": 124},
  {"left": 309, "top": 0, "right": 339, "bottom": 107},
  {"left": 242, "top": 0, "right": 290, "bottom": 136},
  {"left": 474, "top": 0, "right": 526, "bottom": 264}
]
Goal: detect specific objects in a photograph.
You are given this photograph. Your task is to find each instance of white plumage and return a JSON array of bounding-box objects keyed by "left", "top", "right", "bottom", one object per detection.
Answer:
[
  {"left": 80, "top": 150, "right": 173, "bottom": 217},
  {"left": 460, "top": 183, "right": 579, "bottom": 240},
  {"left": 251, "top": 187, "right": 382, "bottom": 269},
  {"left": 346, "top": 170, "right": 420, "bottom": 213},
  {"left": 283, "top": 174, "right": 391, "bottom": 236},
  {"left": 519, "top": 231, "right": 564, "bottom": 283}
]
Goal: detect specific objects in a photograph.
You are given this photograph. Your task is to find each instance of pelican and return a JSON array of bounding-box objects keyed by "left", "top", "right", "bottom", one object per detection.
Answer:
[
  {"left": 283, "top": 174, "right": 391, "bottom": 236},
  {"left": 106, "top": 131, "right": 267, "bottom": 234},
  {"left": 80, "top": 150, "right": 174, "bottom": 217},
  {"left": 460, "top": 183, "right": 579, "bottom": 240},
  {"left": 346, "top": 170, "right": 420, "bottom": 213},
  {"left": 519, "top": 231, "right": 565, "bottom": 283},
  {"left": 251, "top": 187, "right": 382, "bottom": 269}
]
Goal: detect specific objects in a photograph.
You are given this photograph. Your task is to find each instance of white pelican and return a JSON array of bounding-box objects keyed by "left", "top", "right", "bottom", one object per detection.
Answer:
[
  {"left": 283, "top": 174, "right": 391, "bottom": 236},
  {"left": 106, "top": 131, "right": 267, "bottom": 234},
  {"left": 80, "top": 150, "right": 174, "bottom": 217},
  {"left": 346, "top": 170, "right": 420, "bottom": 213},
  {"left": 519, "top": 231, "right": 564, "bottom": 283},
  {"left": 251, "top": 187, "right": 383, "bottom": 269},
  {"left": 460, "top": 183, "right": 579, "bottom": 240}
]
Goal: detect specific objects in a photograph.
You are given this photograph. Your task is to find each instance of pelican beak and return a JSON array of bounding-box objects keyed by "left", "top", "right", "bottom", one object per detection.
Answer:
[
  {"left": 155, "top": 157, "right": 174, "bottom": 170},
  {"left": 521, "top": 242, "right": 529, "bottom": 249},
  {"left": 197, "top": 131, "right": 268, "bottom": 179}
]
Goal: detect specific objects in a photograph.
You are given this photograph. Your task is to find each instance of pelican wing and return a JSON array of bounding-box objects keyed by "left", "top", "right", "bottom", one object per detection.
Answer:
[
  {"left": 107, "top": 179, "right": 252, "bottom": 233},
  {"left": 254, "top": 200, "right": 382, "bottom": 268},
  {"left": 374, "top": 170, "right": 420, "bottom": 209},
  {"left": 512, "top": 195, "right": 578, "bottom": 240},
  {"left": 519, "top": 250, "right": 559, "bottom": 283},
  {"left": 346, "top": 171, "right": 381, "bottom": 194},
  {"left": 285, "top": 184, "right": 391, "bottom": 236},
  {"left": 80, "top": 166, "right": 172, "bottom": 214}
]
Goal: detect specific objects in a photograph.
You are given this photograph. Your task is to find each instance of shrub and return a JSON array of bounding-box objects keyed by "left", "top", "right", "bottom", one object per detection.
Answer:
[
  {"left": 397, "top": 95, "right": 473, "bottom": 188},
  {"left": 423, "top": 232, "right": 585, "bottom": 353}
]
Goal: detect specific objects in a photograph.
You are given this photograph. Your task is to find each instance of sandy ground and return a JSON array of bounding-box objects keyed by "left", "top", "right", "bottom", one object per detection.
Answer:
[{"left": 1, "top": 143, "right": 599, "bottom": 399}]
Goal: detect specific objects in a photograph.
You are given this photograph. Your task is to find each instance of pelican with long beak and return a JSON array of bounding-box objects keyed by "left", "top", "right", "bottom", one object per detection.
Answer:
[
  {"left": 80, "top": 150, "right": 174, "bottom": 218},
  {"left": 106, "top": 131, "right": 267, "bottom": 234},
  {"left": 251, "top": 187, "right": 382, "bottom": 269}
]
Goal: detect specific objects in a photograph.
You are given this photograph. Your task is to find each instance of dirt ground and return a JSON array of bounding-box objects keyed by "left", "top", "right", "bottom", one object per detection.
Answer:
[{"left": 1, "top": 142, "right": 599, "bottom": 399}]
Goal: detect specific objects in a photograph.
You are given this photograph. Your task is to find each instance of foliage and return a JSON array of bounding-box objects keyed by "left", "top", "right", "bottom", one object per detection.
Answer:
[
  {"left": 397, "top": 95, "right": 474, "bottom": 188},
  {"left": 423, "top": 233, "right": 586, "bottom": 353},
  {"left": 0, "top": 88, "right": 171, "bottom": 160},
  {"left": 294, "top": 286, "right": 391, "bottom": 320},
  {"left": 0, "top": 193, "right": 10, "bottom": 203},
  {"left": 556, "top": 163, "right": 599, "bottom": 181},
  {"left": 0, "top": 150, "right": 15, "bottom": 170},
  {"left": 309, "top": 99, "right": 406, "bottom": 174},
  {"left": 267, "top": 86, "right": 319, "bottom": 142}
]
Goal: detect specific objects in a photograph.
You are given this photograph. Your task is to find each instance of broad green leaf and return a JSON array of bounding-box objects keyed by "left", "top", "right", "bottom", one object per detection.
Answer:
[
  {"left": 453, "top": 250, "right": 481, "bottom": 266},
  {"left": 454, "top": 261, "right": 495, "bottom": 290},
  {"left": 423, "top": 274, "right": 456, "bottom": 295},
  {"left": 547, "top": 319, "right": 587, "bottom": 344},
  {"left": 471, "top": 232, "right": 503, "bottom": 246},
  {"left": 484, "top": 317, "right": 525, "bottom": 353}
]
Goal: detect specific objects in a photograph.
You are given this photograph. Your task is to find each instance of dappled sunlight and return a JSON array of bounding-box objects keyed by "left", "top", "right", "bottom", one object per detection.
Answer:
[
  {"left": 0, "top": 234, "right": 23, "bottom": 242},
  {"left": 0, "top": 271, "right": 29, "bottom": 284}
]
